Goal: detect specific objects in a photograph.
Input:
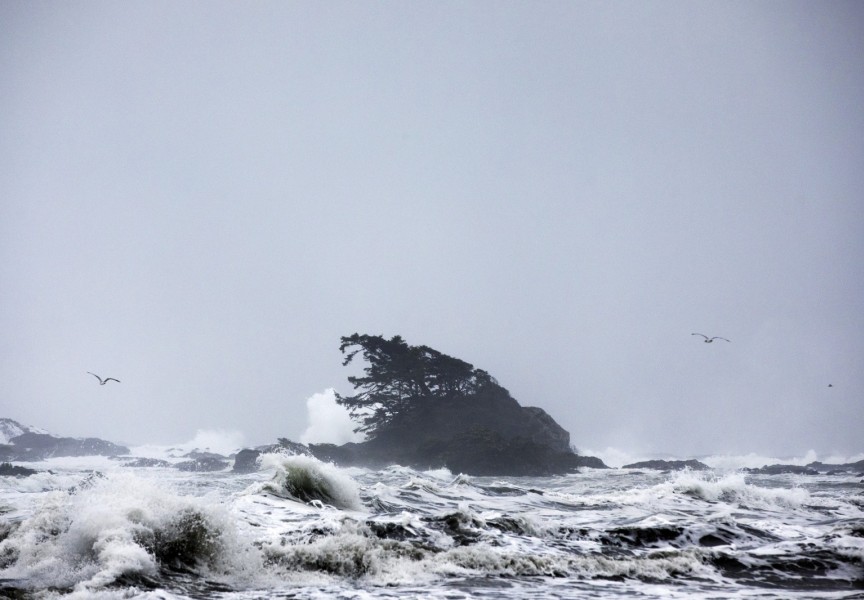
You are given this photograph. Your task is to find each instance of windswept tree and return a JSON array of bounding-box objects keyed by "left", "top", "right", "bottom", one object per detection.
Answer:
[{"left": 335, "top": 334, "right": 498, "bottom": 439}]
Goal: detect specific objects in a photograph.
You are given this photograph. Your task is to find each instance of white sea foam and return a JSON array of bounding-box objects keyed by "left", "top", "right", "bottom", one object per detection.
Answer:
[
  {"left": 665, "top": 470, "right": 810, "bottom": 509},
  {"left": 432, "top": 543, "right": 716, "bottom": 581},
  {"left": 2, "top": 452, "right": 861, "bottom": 598},
  {"left": 0, "top": 471, "right": 261, "bottom": 593},
  {"left": 14, "top": 454, "right": 123, "bottom": 473}
]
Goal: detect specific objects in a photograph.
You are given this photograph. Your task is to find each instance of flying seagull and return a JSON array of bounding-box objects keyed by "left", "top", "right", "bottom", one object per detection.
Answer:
[
  {"left": 87, "top": 372, "right": 120, "bottom": 385},
  {"left": 691, "top": 333, "right": 730, "bottom": 343}
]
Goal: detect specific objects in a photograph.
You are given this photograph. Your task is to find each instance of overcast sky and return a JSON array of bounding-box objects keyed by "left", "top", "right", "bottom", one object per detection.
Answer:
[{"left": 2, "top": 1, "right": 862, "bottom": 459}]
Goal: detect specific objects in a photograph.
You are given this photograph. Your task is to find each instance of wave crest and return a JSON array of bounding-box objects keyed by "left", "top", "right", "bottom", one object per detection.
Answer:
[
  {"left": 669, "top": 471, "right": 810, "bottom": 508},
  {"left": 258, "top": 454, "right": 362, "bottom": 510}
]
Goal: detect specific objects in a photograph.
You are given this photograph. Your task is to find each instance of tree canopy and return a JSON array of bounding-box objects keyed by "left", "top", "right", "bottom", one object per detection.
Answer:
[{"left": 335, "top": 334, "right": 499, "bottom": 439}]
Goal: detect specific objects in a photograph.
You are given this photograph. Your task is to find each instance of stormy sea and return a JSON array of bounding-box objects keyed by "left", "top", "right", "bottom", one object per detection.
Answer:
[{"left": 1, "top": 443, "right": 862, "bottom": 599}]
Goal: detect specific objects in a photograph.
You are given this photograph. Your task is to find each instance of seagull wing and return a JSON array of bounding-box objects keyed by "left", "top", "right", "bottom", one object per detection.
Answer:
[
  {"left": 105, "top": 378, "right": 121, "bottom": 384},
  {"left": 712, "top": 337, "right": 731, "bottom": 342},
  {"left": 691, "top": 333, "right": 709, "bottom": 339},
  {"left": 87, "top": 372, "right": 104, "bottom": 383}
]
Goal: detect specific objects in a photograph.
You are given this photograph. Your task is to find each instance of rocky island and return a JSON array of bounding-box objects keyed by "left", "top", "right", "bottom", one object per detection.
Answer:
[{"left": 296, "top": 334, "right": 606, "bottom": 475}]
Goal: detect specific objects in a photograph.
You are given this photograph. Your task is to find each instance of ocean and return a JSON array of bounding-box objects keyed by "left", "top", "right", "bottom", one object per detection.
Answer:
[{"left": 1, "top": 448, "right": 862, "bottom": 599}]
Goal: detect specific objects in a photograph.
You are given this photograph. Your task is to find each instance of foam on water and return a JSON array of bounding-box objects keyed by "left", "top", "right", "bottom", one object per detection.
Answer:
[
  {"left": 666, "top": 470, "right": 810, "bottom": 508},
  {"left": 0, "top": 471, "right": 262, "bottom": 593},
  {"left": 2, "top": 452, "right": 862, "bottom": 598}
]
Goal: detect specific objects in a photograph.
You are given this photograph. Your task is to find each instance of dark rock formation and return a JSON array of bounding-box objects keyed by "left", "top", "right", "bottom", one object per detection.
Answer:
[
  {"left": 366, "top": 387, "right": 573, "bottom": 456},
  {"left": 316, "top": 334, "right": 605, "bottom": 476},
  {"left": 310, "top": 431, "right": 580, "bottom": 476},
  {"left": 805, "top": 459, "right": 864, "bottom": 475},
  {"left": 0, "top": 462, "right": 38, "bottom": 477},
  {"left": 623, "top": 459, "right": 710, "bottom": 471},
  {"left": 305, "top": 386, "right": 607, "bottom": 476},
  {"left": 276, "top": 438, "right": 315, "bottom": 456},
  {"left": 244, "top": 398, "right": 606, "bottom": 476},
  {"left": 232, "top": 439, "right": 313, "bottom": 473},
  {"left": 1, "top": 431, "right": 129, "bottom": 461},
  {"left": 0, "top": 445, "right": 14, "bottom": 462},
  {"left": 411, "top": 427, "right": 604, "bottom": 476},
  {"left": 232, "top": 448, "right": 263, "bottom": 473},
  {"left": 744, "top": 464, "right": 818, "bottom": 475}
]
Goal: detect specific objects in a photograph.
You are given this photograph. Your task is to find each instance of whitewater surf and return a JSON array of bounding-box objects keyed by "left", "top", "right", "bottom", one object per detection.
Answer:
[{"left": 1, "top": 451, "right": 862, "bottom": 599}]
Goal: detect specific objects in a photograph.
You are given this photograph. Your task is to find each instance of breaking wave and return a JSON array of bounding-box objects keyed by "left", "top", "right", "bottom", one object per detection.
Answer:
[
  {"left": 667, "top": 470, "right": 810, "bottom": 508},
  {"left": 255, "top": 453, "right": 362, "bottom": 510},
  {"left": 0, "top": 471, "right": 260, "bottom": 594}
]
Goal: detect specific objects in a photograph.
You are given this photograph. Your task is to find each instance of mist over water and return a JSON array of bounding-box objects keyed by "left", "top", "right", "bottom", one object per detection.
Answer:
[{"left": 131, "top": 429, "right": 246, "bottom": 459}]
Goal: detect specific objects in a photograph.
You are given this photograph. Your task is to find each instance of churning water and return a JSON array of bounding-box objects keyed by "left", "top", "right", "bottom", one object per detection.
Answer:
[{"left": 1, "top": 451, "right": 862, "bottom": 599}]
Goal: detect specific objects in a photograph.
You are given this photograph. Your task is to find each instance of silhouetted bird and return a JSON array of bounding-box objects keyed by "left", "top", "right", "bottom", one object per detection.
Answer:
[
  {"left": 87, "top": 372, "right": 120, "bottom": 385},
  {"left": 691, "top": 333, "right": 730, "bottom": 343},
  {"left": 828, "top": 384, "right": 833, "bottom": 388}
]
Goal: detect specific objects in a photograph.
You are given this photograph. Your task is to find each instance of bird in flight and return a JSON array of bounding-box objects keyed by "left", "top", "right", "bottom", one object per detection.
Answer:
[
  {"left": 692, "top": 333, "right": 730, "bottom": 343},
  {"left": 87, "top": 372, "right": 120, "bottom": 385}
]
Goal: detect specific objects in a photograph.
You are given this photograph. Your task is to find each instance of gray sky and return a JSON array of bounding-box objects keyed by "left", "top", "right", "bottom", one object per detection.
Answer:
[{"left": 2, "top": 1, "right": 862, "bottom": 458}]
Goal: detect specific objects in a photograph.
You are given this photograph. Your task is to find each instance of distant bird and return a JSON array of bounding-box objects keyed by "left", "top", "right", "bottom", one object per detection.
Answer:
[
  {"left": 87, "top": 372, "right": 120, "bottom": 385},
  {"left": 691, "top": 333, "right": 730, "bottom": 343},
  {"left": 828, "top": 384, "right": 833, "bottom": 388}
]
